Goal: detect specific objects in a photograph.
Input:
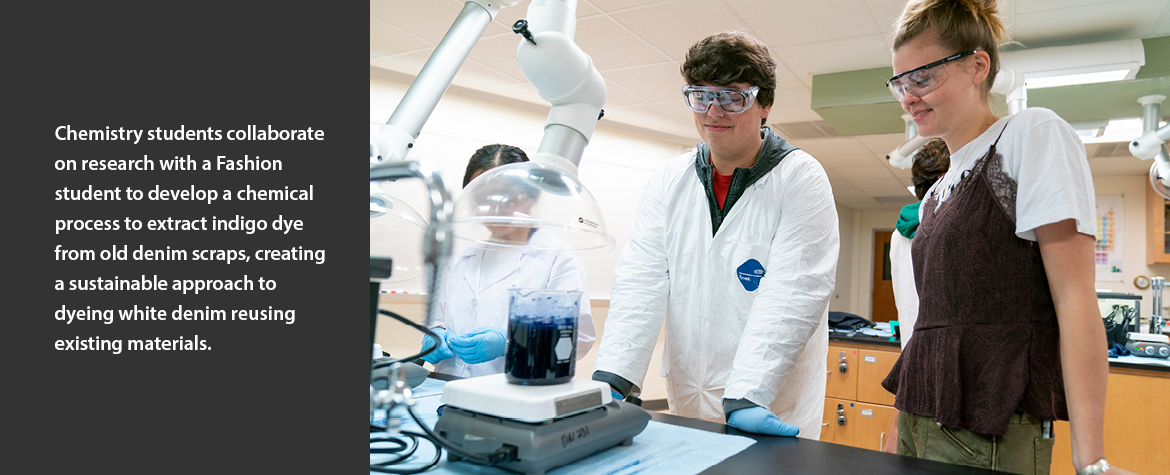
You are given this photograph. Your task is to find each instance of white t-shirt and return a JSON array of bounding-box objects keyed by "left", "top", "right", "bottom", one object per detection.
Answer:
[{"left": 927, "top": 107, "right": 1096, "bottom": 241}]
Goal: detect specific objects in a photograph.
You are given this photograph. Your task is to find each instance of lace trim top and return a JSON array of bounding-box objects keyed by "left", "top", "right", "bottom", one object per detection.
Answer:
[{"left": 881, "top": 131, "right": 1068, "bottom": 436}]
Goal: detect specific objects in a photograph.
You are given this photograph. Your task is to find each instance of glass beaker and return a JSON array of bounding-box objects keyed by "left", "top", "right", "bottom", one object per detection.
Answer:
[{"left": 504, "top": 288, "right": 582, "bottom": 385}]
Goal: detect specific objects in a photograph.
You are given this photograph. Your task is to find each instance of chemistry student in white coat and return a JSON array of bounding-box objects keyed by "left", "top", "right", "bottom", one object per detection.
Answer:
[
  {"left": 592, "top": 32, "right": 838, "bottom": 439},
  {"left": 419, "top": 144, "right": 596, "bottom": 378}
]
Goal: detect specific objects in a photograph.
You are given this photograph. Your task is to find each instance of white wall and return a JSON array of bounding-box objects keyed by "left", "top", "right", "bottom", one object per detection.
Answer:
[
  {"left": 828, "top": 203, "right": 856, "bottom": 313},
  {"left": 371, "top": 75, "right": 685, "bottom": 299},
  {"left": 1092, "top": 176, "right": 1170, "bottom": 306}
]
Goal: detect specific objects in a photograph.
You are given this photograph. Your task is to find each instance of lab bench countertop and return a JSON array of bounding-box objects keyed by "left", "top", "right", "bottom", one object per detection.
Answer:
[
  {"left": 830, "top": 330, "right": 1170, "bottom": 372},
  {"left": 651, "top": 412, "right": 995, "bottom": 475}
]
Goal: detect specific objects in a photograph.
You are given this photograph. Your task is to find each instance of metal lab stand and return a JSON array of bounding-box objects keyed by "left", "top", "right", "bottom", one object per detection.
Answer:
[{"left": 1097, "top": 291, "right": 1142, "bottom": 336}]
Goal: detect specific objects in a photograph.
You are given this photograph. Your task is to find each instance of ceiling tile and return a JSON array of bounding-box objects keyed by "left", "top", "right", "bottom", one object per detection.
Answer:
[
  {"left": 865, "top": 0, "right": 909, "bottom": 34},
  {"left": 485, "top": 82, "right": 549, "bottom": 106},
  {"left": 372, "top": 50, "right": 430, "bottom": 77},
  {"left": 772, "top": 60, "right": 808, "bottom": 91},
  {"left": 864, "top": 183, "right": 917, "bottom": 195},
  {"left": 467, "top": 33, "right": 529, "bottom": 81},
  {"left": 371, "top": 0, "right": 466, "bottom": 44},
  {"left": 611, "top": 0, "right": 749, "bottom": 61},
  {"left": 370, "top": 18, "right": 432, "bottom": 58},
  {"left": 772, "top": 34, "right": 893, "bottom": 86},
  {"left": 814, "top": 153, "right": 882, "bottom": 169},
  {"left": 1088, "top": 156, "right": 1154, "bottom": 176},
  {"left": 575, "top": 16, "right": 673, "bottom": 71},
  {"left": 768, "top": 87, "right": 824, "bottom": 123},
  {"left": 855, "top": 132, "right": 910, "bottom": 156},
  {"left": 787, "top": 137, "right": 872, "bottom": 157},
  {"left": 1013, "top": 0, "right": 1165, "bottom": 47},
  {"left": 1155, "top": 2, "right": 1170, "bottom": 35},
  {"left": 650, "top": 100, "right": 697, "bottom": 124},
  {"left": 834, "top": 166, "right": 897, "bottom": 182},
  {"left": 377, "top": 49, "right": 523, "bottom": 90},
  {"left": 887, "top": 166, "right": 912, "bottom": 179},
  {"left": 835, "top": 197, "right": 884, "bottom": 210},
  {"left": 725, "top": 0, "right": 882, "bottom": 46},
  {"left": 577, "top": 1, "right": 602, "bottom": 16},
  {"left": 830, "top": 185, "right": 870, "bottom": 199},
  {"left": 605, "top": 62, "right": 687, "bottom": 103},
  {"left": 1017, "top": 0, "right": 1130, "bottom": 14},
  {"left": 601, "top": 104, "right": 699, "bottom": 140},
  {"left": 589, "top": 0, "right": 669, "bottom": 12},
  {"left": 605, "top": 80, "right": 652, "bottom": 109}
]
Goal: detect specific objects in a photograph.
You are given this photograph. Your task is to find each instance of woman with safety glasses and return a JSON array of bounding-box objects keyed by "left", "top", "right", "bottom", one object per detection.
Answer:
[{"left": 879, "top": 2, "right": 1132, "bottom": 475}]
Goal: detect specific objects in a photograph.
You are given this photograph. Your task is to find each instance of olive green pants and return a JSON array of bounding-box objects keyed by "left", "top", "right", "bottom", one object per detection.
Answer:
[{"left": 897, "top": 412, "right": 1054, "bottom": 475}]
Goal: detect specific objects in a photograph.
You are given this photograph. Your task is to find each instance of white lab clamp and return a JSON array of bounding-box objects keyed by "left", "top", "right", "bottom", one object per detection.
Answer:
[
  {"left": 991, "top": 68, "right": 1028, "bottom": 116},
  {"left": 1128, "top": 95, "right": 1170, "bottom": 197},
  {"left": 887, "top": 114, "right": 928, "bottom": 169},
  {"left": 517, "top": 0, "right": 607, "bottom": 175}
]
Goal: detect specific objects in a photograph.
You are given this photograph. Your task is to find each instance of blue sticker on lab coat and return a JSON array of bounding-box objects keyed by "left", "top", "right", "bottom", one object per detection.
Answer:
[{"left": 737, "top": 259, "right": 765, "bottom": 291}]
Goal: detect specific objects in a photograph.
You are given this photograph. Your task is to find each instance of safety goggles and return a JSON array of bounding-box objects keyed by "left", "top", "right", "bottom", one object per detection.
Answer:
[
  {"left": 682, "top": 85, "right": 760, "bottom": 114},
  {"left": 885, "top": 50, "right": 977, "bottom": 101}
]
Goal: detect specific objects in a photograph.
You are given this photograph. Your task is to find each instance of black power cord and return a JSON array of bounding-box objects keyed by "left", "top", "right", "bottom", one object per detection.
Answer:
[{"left": 370, "top": 308, "right": 513, "bottom": 472}]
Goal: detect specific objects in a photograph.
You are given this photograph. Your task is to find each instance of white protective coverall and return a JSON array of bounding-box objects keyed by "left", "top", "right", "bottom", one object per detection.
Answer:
[
  {"left": 595, "top": 146, "right": 838, "bottom": 439},
  {"left": 889, "top": 230, "right": 917, "bottom": 349},
  {"left": 432, "top": 231, "right": 597, "bottom": 378}
]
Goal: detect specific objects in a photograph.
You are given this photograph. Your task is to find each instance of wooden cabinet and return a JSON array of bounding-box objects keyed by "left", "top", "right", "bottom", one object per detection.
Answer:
[
  {"left": 1146, "top": 185, "right": 1170, "bottom": 264},
  {"left": 826, "top": 346, "right": 857, "bottom": 400},
  {"left": 820, "top": 397, "right": 855, "bottom": 446},
  {"left": 1048, "top": 368, "right": 1170, "bottom": 475},
  {"left": 822, "top": 343, "right": 901, "bottom": 451},
  {"left": 853, "top": 402, "right": 899, "bottom": 452}
]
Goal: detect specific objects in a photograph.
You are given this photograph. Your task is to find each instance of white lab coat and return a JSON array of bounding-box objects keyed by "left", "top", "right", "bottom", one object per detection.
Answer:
[
  {"left": 432, "top": 233, "right": 597, "bottom": 378},
  {"left": 889, "top": 231, "right": 917, "bottom": 349},
  {"left": 595, "top": 148, "right": 838, "bottom": 439}
]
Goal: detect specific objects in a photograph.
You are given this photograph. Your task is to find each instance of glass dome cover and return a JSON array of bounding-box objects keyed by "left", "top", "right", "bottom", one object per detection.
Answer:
[
  {"left": 370, "top": 192, "right": 428, "bottom": 287},
  {"left": 452, "top": 161, "right": 614, "bottom": 251}
]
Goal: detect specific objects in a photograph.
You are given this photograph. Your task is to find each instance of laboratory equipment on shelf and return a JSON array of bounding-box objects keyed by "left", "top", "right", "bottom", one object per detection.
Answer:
[{"left": 1126, "top": 276, "right": 1170, "bottom": 358}]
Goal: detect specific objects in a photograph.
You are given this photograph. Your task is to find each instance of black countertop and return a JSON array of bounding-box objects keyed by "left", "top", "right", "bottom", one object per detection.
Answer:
[
  {"left": 828, "top": 331, "right": 1169, "bottom": 373},
  {"left": 651, "top": 412, "right": 996, "bottom": 474}
]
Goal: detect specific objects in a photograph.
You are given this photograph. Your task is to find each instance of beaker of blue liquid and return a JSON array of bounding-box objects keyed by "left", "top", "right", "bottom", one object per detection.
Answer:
[{"left": 505, "top": 288, "right": 582, "bottom": 385}]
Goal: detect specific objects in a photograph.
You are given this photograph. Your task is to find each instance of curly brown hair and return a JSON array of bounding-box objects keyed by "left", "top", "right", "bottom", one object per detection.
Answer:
[
  {"left": 912, "top": 138, "right": 951, "bottom": 200},
  {"left": 682, "top": 31, "right": 776, "bottom": 126}
]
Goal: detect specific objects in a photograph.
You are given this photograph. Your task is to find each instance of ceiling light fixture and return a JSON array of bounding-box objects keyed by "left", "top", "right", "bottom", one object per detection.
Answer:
[{"left": 1001, "top": 39, "right": 1145, "bottom": 90}]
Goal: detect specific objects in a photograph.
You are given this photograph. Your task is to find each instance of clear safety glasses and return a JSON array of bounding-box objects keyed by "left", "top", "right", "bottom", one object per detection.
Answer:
[
  {"left": 682, "top": 85, "right": 760, "bottom": 114},
  {"left": 886, "top": 50, "right": 977, "bottom": 101}
]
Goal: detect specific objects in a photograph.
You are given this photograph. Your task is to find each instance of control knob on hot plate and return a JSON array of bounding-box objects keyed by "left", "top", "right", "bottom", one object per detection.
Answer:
[{"left": 1145, "top": 345, "right": 1156, "bottom": 356}]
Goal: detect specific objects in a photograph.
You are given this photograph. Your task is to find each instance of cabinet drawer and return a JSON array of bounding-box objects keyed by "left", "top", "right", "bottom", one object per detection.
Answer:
[
  {"left": 826, "top": 346, "right": 858, "bottom": 400},
  {"left": 852, "top": 402, "right": 898, "bottom": 452},
  {"left": 820, "top": 397, "right": 855, "bottom": 446},
  {"left": 856, "top": 349, "right": 899, "bottom": 405}
]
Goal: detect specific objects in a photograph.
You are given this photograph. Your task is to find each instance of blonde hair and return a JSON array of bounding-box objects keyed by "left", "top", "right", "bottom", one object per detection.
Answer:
[{"left": 893, "top": 0, "right": 1009, "bottom": 96}]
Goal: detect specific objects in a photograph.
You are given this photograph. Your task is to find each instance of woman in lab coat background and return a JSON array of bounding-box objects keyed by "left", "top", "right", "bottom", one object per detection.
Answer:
[{"left": 420, "top": 144, "right": 597, "bottom": 378}]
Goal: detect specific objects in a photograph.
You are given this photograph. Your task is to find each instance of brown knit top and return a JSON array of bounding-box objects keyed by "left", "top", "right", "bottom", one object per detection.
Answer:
[{"left": 881, "top": 131, "right": 1068, "bottom": 436}]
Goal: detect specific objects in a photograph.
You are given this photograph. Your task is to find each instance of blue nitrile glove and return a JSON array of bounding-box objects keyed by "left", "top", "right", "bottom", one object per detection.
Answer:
[
  {"left": 420, "top": 327, "right": 454, "bottom": 364},
  {"left": 611, "top": 390, "right": 624, "bottom": 402},
  {"left": 727, "top": 407, "right": 800, "bottom": 437},
  {"left": 447, "top": 327, "right": 507, "bottom": 364}
]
